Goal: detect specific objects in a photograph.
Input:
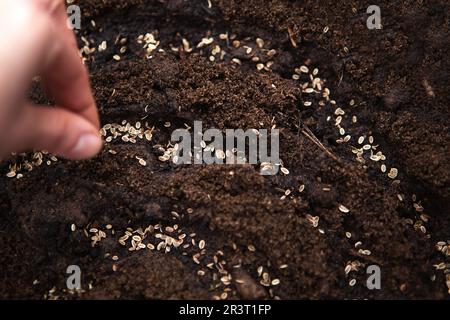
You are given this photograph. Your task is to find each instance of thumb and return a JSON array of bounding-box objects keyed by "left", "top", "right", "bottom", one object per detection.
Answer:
[{"left": 9, "top": 104, "right": 103, "bottom": 160}]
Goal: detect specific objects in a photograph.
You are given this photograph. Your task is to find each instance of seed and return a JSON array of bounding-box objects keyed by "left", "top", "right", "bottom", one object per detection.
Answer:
[
  {"left": 349, "top": 279, "right": 356, "bottom": 286},
  {"left": 345, "top": 232, "right": 352, "bottom": 238},
  {"left": 99, "top": 41, "right": 107, "bottom": 51},
  {"left": 6, "top": 171, "right": 16, "bottom": 178},
  {"left": 231, "top": 58, "right": 242, "bottom": 65},
  {"left": 256, "top": 63, "right": 264, "bottom": 70},
  {"left": 267, "top": 49, "right": 277, "bottom": 57},
  {"left": 70, "top": 224, "right": 76, "bottom": 232},
  {"left": 256, "top": 38, "right": 264, "bottom": 48},
  {"left": 157, "top": 242, "right": 165, "bottom": 251},
  {"left": 113, "top": 55, "right": 121, "bottom": 61},
  {"left": 335, "top": 108, "right": 345, "bottom": 115},
  {"left": 193, "top": 253, "right": 201, "bottom": 264},
  {"left": 199, "top": 240, "right": 206, "bottom": 249},
  {"left": 215, "top": 149, "right": 225, "bottom": 159},
  {"left": 112, "top": 255, "right": 119, "bottom": 261},
  {"left": 300, "top": 66, "right": 309, "bottom": 73},
  {"left": 358, "top": 136, "right": 365, "bottom": 144},
  {"left": 345, "top": 265, "right": 352, "bottom": 274},
  {"left": 271, "top": 279, "right": 280, "bottom": 286},
  {"left": 198, "top": 270, "right": 205, "bottom": 276},
  {"left": 338, "top": 204, "right": 350, "bottom": 213},
  {"left": 381, "top": 164, "right": 387, "bottom": 173},
  {"left": 281, "top": 167, "right": 289, "bottom": 175},
  {"left": 257, "top": 266, "right": 263, "bottom": 276},
  {"left": 303, "top": 101, "right": 312, "bottom": 107},
  {"left": 165, "top": 226, "right": 174, "bottom": 233},
  {"left": 248, "top": 245, "right": 256, "bottom": 252},
  {"left": 138, "top": 158, "right": 147, "bottom": 166},
  {"left": 388, "top": 168, "right": 398, "bottom": 179}
]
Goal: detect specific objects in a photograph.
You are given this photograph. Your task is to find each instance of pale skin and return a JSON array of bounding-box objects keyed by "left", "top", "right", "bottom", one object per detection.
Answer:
[{"left": 0, "top": 0, "right": 102, "bottom": 161}]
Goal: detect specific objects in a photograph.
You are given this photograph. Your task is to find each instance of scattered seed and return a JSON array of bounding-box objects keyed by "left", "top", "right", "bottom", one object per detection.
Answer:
[
  {"left": 300, "top": 65, "right": 309, "bottom": 73},
  {"left": 388, "top": 168, "right": 398, "bottom": 179},
  {"left": 256, "top": 38, "right": 264, "bottom": 48},
  {"left": 6, "top": 171, "right": 16, "bottom": 178}
]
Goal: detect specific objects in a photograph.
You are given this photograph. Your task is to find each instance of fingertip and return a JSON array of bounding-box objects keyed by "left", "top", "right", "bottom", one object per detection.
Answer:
[{"left": 65, "top": 132, "right": 103, "bottom": 160}]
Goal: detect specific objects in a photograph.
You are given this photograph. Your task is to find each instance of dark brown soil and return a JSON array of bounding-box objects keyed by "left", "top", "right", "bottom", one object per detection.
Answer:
[{"left": 0, "top": 0, "right": 449, "bottom": 299}]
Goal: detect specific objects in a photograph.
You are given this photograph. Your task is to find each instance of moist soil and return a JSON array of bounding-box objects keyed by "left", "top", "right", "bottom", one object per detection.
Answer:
[{"left": 0, "top": 0, "right": 449, "bottom": 299}]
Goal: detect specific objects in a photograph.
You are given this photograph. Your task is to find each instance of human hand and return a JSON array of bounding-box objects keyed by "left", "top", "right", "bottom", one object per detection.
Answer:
[{"left": 0, "top": 0, "right": 102, "bottom": 161}]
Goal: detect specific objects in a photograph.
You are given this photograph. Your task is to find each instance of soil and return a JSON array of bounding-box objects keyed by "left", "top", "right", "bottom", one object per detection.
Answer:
[{"left": 0, "top": 0, "right": 449, "bottom": 299}]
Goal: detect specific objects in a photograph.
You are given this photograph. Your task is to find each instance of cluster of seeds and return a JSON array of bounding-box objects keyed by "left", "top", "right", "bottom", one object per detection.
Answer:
[
  {"left": 291, "top": 65, "right": 399, "bottom": 180},
  {"left": 208, "top": 250, "right": 235, "bottom": 300},
  {"left": 344, "top": 260, "right": 364, "bottom": 288},
  {"left": 118, "top": 223, "right": 190, "bottom": 253},
  {"left": 305, "top": 214, "right": 320, "bottom": 228},
  {"left": 100, "top": 121, "right": 154, "bottom": 144},
  {"left": 173, "top": 33, "right": 277, "bottom": 72},
  {"left": 79, "top": 36, "right": 96, "bottom": 64},
  {"left": 5, "top": 151, "right": 58, "bottom": 179},
  {"left": 88, "top": 227, "right": 107, "bottom": 247},
  {"left": 434, "top": 240, "right": 450, "bottom": 294},
  {"left": 154, "top": 142, "right": 177, "bottom": 162},
  {"left": 137, "top": 33, "right": 161, "bottom": 59},
  {"left": 257, "top": 265, "right": 281, "bottom": 288},
  {"left": 112, "top": 35, "right": 129, "bottom": 61}
]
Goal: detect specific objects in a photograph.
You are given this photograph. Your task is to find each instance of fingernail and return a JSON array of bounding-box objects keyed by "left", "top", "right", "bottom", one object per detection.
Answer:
[{"left": 70, "top": 133, "right": 102, "bottom": 159}]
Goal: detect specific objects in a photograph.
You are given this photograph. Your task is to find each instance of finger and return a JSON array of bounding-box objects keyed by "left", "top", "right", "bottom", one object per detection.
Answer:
[
  {"left": 8, "top": 104, "right": 102, "bottom": 160},
  {"left": 36, "top": 0, "right": 100, "bottom": 127},
  {"left": 0, "top": 0, "right": 99, "bottom": 128}
]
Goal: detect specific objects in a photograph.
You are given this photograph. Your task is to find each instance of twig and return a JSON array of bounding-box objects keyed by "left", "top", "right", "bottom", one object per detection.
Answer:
[{"left": 300, "top": 126, "right": 342, "bottom": 164}]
